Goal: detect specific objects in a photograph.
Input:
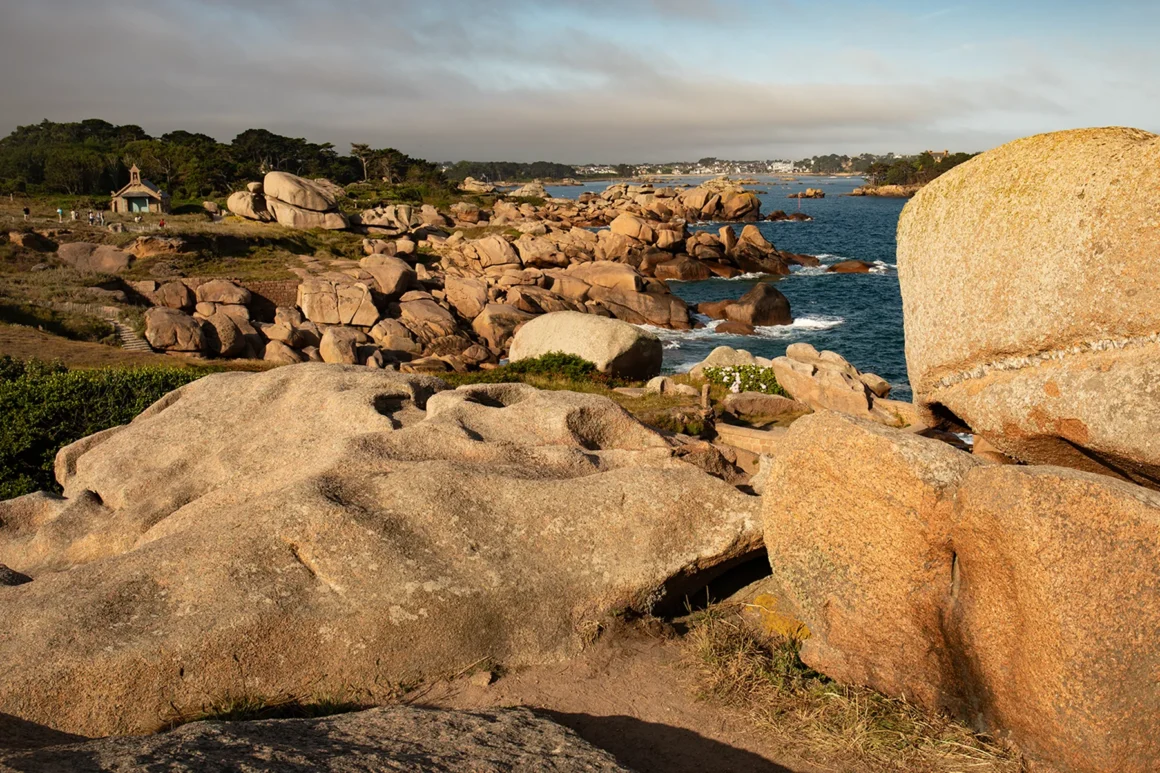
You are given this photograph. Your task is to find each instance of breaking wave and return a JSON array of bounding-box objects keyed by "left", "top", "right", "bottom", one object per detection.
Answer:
[{"left": 640, "top": 315, "right": 846, "bottom": 358}]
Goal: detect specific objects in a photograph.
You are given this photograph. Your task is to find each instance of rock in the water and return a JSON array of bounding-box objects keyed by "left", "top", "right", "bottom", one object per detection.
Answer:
[
  {"left": 897, "top": 127, "right": 1160, "bottom": 488},
  {"left": 0, "top": 366, "right": 761, "bottom": 736},
  {"left": 715, "top": 321, "right": 755, "bottom": 336},
  {"left": 508, "top": 311, "right": 663, "bottom": 380},
  {"left": 0, "top": 706, "right": 631, "bottom": 772},
  {"left": 722, "top": 283, "right": 791, "bottom": 327},
  {"left": 654, "top": 255, "right": 713, "bottom": 282},
  {"left": 827, "top": 260, "right": 873, "bottom": 273},
  {"left": 143, "top": 308, "right": 204, "bottom": 352}
]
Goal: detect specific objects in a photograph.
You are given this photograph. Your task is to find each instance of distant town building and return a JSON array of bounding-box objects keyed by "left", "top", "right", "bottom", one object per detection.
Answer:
[{"left": 110, "top": 165, "right": 170, "bottom": 214}]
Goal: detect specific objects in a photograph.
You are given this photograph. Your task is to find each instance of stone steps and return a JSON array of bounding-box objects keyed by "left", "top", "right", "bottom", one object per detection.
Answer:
[{"left": 112, "top": 320, "right": 153, "bottom": 352}]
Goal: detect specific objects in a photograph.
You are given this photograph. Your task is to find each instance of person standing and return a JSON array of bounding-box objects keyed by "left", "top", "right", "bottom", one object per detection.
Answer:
[
  {"left": 87, "top": 210, "right": 94, "bottom": 226},
  {"left": 56, "top": 207, "right": 63, "bottom": 223},
  {"left": 70, "top": 209, "right": 77, "bottom": 221},
  {"left": 22, "top": 206, "right": 29, "bottom": 221}
]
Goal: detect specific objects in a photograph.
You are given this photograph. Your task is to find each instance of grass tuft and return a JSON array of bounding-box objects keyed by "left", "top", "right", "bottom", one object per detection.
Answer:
[{"left": 684, "top": 604, "right": 1022, "bottom": 772}]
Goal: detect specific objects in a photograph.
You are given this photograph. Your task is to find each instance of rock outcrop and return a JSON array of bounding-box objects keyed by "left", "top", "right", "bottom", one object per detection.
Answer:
[
  {"left": 762, "top": 412, "right": 1160, "bottom": 773},
  {"left": 0, "top": 365, "right": 762, "bottom": 737},
  {"left": 143, "top": 307, "right": 204, "bottom": 352},
  {"left": 55, "top": 243, "right": 133, "bottom": 274},
  {"left": 897, "top": 127, "right": 1160, "bottom": 489},
  {"left": 458, "top": 176, "right": 495, "bottom": 194},
  {"left": 0, "top": 706, "right": 631, "bottom": 772},
  {"left": 508, "top": 311, "right": 663, "bottom": 380},
  {"left": 771, "top": 343, "right": 911, "bottom": 427},
  {"left": 698, "top": 283, "right": 792, "bottom": 328},
  {"left": 230, "top": 172, "right": 348, "bottom": 230}
]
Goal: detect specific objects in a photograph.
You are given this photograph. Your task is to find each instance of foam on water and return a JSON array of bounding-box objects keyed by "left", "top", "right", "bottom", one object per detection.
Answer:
[
  {"left": 551, "top": 175, "right": 913, "bottom": 397},
  {"left": 641, "top": 314, "right": 846, "bottom": 354}
]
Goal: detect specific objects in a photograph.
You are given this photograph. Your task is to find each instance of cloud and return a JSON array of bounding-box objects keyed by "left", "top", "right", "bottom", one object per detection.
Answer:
[{"left": 0, "top": 0, "right": 1155, "bottom": 161}]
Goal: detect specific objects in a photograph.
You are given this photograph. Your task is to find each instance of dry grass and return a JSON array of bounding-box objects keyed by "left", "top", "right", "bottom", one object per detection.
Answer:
[
  {"left": 160, "top": 689, "right": 371, "bottom": 731},
  {"left": 684, "top": 605, "right": 1023, "bottom": 773}
]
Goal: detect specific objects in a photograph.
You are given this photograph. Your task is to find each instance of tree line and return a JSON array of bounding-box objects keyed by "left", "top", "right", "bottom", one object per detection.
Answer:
[
  {"left": 864, "top": 152, "right": 976, "bottom": 187},
  {"left": 442, "top": 160, "right": 577, "bottom": 183},
  {"left": 795, "top": 150, "right": 976, "bottom": 185},
  {"left": 0, "top": 119, "right": 445, "bottom": 201}
]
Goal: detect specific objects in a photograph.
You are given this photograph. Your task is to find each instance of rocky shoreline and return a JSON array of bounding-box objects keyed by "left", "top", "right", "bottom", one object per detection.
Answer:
[
  {"left": 2, "top": 127, "right": 1158, "bottom": 773},
  {"left": 848, "top": 183, "right": 922, "bottom": 197},
  {"left": 106, "top": 174, "right": 820, "bottom": 369}
]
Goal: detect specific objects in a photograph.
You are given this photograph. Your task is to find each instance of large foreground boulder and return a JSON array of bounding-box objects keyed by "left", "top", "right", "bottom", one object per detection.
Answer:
[
  {"left": 897, "top": 127, "right": 1160, "bottom": 489},
  {"left": 0, "top": 706, "right": 630, "bottom": 772},
  {"left": 0, "top": 365, "right": 761, "bottom": 737},
  {"left": 508, "top": 311, "right": 663, "bottom": 380},
  {"left": 762, "top": 412, "right": 1160, "bottom": 773}
]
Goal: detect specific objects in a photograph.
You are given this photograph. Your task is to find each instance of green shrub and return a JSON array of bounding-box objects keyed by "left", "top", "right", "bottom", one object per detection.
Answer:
[
  {"left": 443, "top": 352, "right": 613, "bottom": 387},
  {"left": 0, "top": 360, "right": 210, "bottom": 499},
  {"left": 702, "top": 364, "right": 788, "bottom": 397}
]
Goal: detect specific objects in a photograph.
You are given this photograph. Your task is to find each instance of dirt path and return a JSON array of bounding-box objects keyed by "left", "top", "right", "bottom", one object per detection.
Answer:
[{"left": 410, "top": 628, "right": 824, "bottom": 773}]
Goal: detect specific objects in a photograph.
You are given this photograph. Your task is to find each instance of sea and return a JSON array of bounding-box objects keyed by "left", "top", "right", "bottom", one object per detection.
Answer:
[{"left": 544, "top": 176, "right": 911, "bottom": 398}]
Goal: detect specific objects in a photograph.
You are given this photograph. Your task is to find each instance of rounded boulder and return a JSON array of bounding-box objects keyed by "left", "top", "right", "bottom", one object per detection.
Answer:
[
  {"left": 508, "top": 311, "right": 662, "bottom": 380},
  {"left": 897, "top": 127, "right": 1160, "bottom": 488}
]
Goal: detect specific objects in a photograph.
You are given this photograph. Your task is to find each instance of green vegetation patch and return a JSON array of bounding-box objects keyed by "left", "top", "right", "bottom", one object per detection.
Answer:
[
  {"left": 0, "top": 358, "right": 211, "bottom": 499},
  {"left": 442, "top": 352, "right": 615, "bottom": 388},
  {"left": 702, "top": 365, "right": 787, "bottom": 397},
  {"left": 0, "top": 302, "right": 115, "bottom": 344}
]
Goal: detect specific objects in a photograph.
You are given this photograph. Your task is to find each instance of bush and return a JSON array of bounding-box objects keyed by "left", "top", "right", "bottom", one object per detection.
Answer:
[
  {"left": 702, "top": 365, "right": 787, "bottom": 397},
  {"left": 443, "top": 352, "right": 612, "bottom": 387},
  {"left": 0, "top": 360, "right": 210, "bottom": 499}
]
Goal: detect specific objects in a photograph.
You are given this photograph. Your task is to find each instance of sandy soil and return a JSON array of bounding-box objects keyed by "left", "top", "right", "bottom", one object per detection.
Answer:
[{"left": 412, "top": 627, "right": 824, "bottom": 773}]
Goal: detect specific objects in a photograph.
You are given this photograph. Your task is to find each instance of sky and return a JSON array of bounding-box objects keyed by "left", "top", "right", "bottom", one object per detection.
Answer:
[{"left": 2, "top": 0, "right": 1158, "bottom": 162}]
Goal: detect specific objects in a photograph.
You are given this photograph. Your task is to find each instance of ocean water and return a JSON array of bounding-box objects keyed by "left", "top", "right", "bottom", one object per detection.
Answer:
[{"left": 545, "top": 176, "right": 911, "bottom": 398}]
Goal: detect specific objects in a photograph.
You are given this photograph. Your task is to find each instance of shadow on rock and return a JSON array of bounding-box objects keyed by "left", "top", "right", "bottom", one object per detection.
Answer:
[
  {"left": 541, "top": 711, "right": 795, "bottom": 773},
  {"left": 0, "top": 713, "right": 87, "bottom": 752}
]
